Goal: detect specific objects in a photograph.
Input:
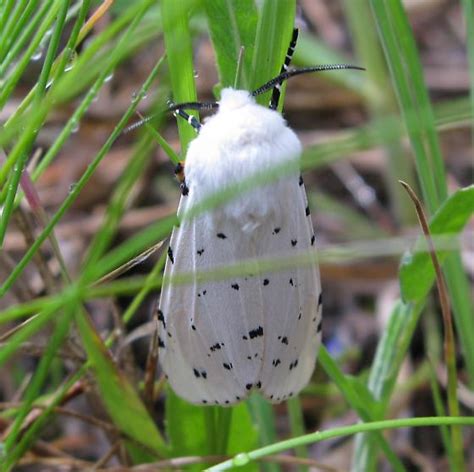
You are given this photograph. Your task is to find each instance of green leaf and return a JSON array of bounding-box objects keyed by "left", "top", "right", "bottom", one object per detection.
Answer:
[
  {"left": 250, "top": 0, "right": 295, "bottom": 105},
  {"left": 166, "top": 388, "right": 258, "bottom": 471},
  {"left": 203, "top": 0, "right": 257, "bottom": 90},
  {"left": 75, "top": 311, "right": 168, "bottom": 462},
  {"left": 400, "top": 185, "right": 474, "bottom": 301}
]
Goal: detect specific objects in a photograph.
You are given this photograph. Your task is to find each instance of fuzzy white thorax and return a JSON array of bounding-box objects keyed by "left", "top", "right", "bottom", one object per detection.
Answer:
[{"left": 183, "top": 88, "right": 302, "bottom": 224}]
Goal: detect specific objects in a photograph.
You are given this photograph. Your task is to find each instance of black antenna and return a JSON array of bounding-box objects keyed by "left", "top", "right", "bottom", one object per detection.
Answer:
[
  {"left": 252, "top": 64, "right": 365, "bottom": 98},
  {"left": 167, "top": 101, "right": 218, "bottom": 112}
]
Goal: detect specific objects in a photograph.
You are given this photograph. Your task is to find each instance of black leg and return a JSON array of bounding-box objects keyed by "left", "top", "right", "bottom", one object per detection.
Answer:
[{"left": 269, "top": 28, "right": 299, "bottom": 110}]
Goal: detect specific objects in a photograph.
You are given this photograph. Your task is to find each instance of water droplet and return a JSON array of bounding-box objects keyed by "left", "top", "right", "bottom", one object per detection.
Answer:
[
  {"left": 31, "top": 50, "right": 43, "bottom": 61},
  {"left": 71, "top": 121, "right": 80, "bottom": 133},
  {"left": 69, "top": 183, "right": 77, "bottom": 193},
  {"left": 193, "top": 69, "right": 199, "bottom": 78},
  {"left": 233, "top": 453, "right": 250, "bottom": 466},
  {"left": 104, "top": 73, "right": 114, "bottom": 83},
  {"left": 64, "top": 63, "right": 74, "bottom": 72}
]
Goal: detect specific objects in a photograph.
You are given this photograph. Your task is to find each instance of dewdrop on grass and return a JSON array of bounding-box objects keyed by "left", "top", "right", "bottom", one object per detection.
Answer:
[{"left": 156, "top": 29, "right": 363, "bottom": 406}]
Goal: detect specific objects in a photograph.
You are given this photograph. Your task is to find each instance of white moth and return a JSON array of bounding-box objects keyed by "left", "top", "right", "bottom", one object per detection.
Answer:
[{"left": 156, "top": 29, "right": 361, "bottom": 406}]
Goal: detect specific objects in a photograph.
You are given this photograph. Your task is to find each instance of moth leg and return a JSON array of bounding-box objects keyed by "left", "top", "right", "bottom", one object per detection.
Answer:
[
  {"left": 269, "top": 28, "right": 299, "bottom": 110},
  {"left": 174, "top": 161, "right": 189, "bottom": 196}
]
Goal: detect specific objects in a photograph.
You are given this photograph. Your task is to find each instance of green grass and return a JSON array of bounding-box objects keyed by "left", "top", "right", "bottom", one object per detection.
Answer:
[{"left": 0, "top": 1, "right": 472, "bottom": 471}]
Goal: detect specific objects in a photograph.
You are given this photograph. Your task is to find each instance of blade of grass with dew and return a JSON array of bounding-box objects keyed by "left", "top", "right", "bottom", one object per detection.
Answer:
[
  {"left": 0, "top": 0, "right": 17, "bottom": 54},
  {"left": 75, "top": 307, "right": 168, "bottom": 461},
  {"left": 203, "top": 0, "right": 257, "bottom": 90},
  {"left": 208, "top": 416, "right": 474, "bottom": 471},
  {"left": 250, "top": 0, "right": 295, "bottom": 105},
  {"left": 161, "top": 0, "right": 199, "bottom": 151},
  {"left": 400, "top": 185, "right": 474, "bottom": 301},
  {"left": 0, "top": 0, "right": 118, "bottom": 142},
  {"left": 5, "top": 0, "right": 89, "bottom": 120},
  {"left": 4, "top": 0, "right": 47, "bottom": 59},
  {"left": 0, "top": 0, "right": 70, "bottom": 245},
  {"left": 0, "top": 0, "right": 152, "bottom": 192},
  {"left": 0, "top": 0, "right": 62, "bottom": 107},
  {"left": 0, "top": 0, "right": 49, "bottom": 68},
  {"left": 0, "top": 42, "right": 163, "bottom": 297}
]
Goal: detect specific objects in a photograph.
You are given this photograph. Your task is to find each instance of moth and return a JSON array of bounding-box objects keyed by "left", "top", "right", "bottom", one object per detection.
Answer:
[{"left": 157, "top": 29, "right": 362, "bottom": 405}]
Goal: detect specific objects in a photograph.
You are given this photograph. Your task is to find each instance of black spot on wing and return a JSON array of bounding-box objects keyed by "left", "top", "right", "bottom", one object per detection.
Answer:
[
  {"left": 289, "top": 278, "right": 294, "bottom": 286},
  {"left": 248, "top": 326, "right": 263, "bottom": 339},
  {"left": 291, "top": 239, "right": 297, "bottom": 247},
  {"left": 272, "top": 358, "right": 281, "bottom": 367},
  {"left": 216, "top": 232, "right": 227, "bottom": 239},
  {"left": 273, "top": 227, "right": 281, "bottom": 235},
  {"left": 157, "top": 309, "right": 166, "bottom": 329},
  {"left": 245, "top": 383, "right": 253, "bottom": 390},
  {"left": 197, "top": 248, "right": 205, "bottom": 256},
  {"left": 210, "top": 342, "right": 224, "bottom": 352},
  {"left": 305, "top": 205, "right": 310, "bottom": 216},
  {"left": 223, "top": 362, "right": 233, "bottom": 370},
  {"left": 278, "top": 336, "right": 288, "bottom": 345},
  {"left": 299, "top": 175, "right": 304, "bottom": 186},
  {"left": 311, "top": 234, "right": 315, "bottom": 246},
  {"left": 158, "top": 336, "right": 165, "bottom": 348},
  {"left": 263, "top": 279, "right": 269, "bottom": 286},
  {"left": 318, "top": 293, "right": 323, "bottom": 307},
  {"left": 316, "top": 320, "right": 322, "bottom": 333},
  {"left": 231, "top": 283, "right": 240, "bottom": 291},
  {"left": 167, "top": 246, "right": 174, "bottom": 264},
  {"left": 289, "top": 359, "right": 299, "bottom": 370}
]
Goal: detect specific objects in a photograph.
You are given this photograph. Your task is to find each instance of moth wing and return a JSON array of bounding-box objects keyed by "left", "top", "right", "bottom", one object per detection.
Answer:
[
  {"left": 257, "top": 176, "right": 322, "bottom": 402},
  {"left": 158, "top": 196, "right": 266, "bottom": 405}
]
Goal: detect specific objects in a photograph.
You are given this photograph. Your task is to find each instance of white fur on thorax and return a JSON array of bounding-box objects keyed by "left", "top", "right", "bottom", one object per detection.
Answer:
[{"left": 183, "top": 88, "right": 302, "bottom": 224}]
